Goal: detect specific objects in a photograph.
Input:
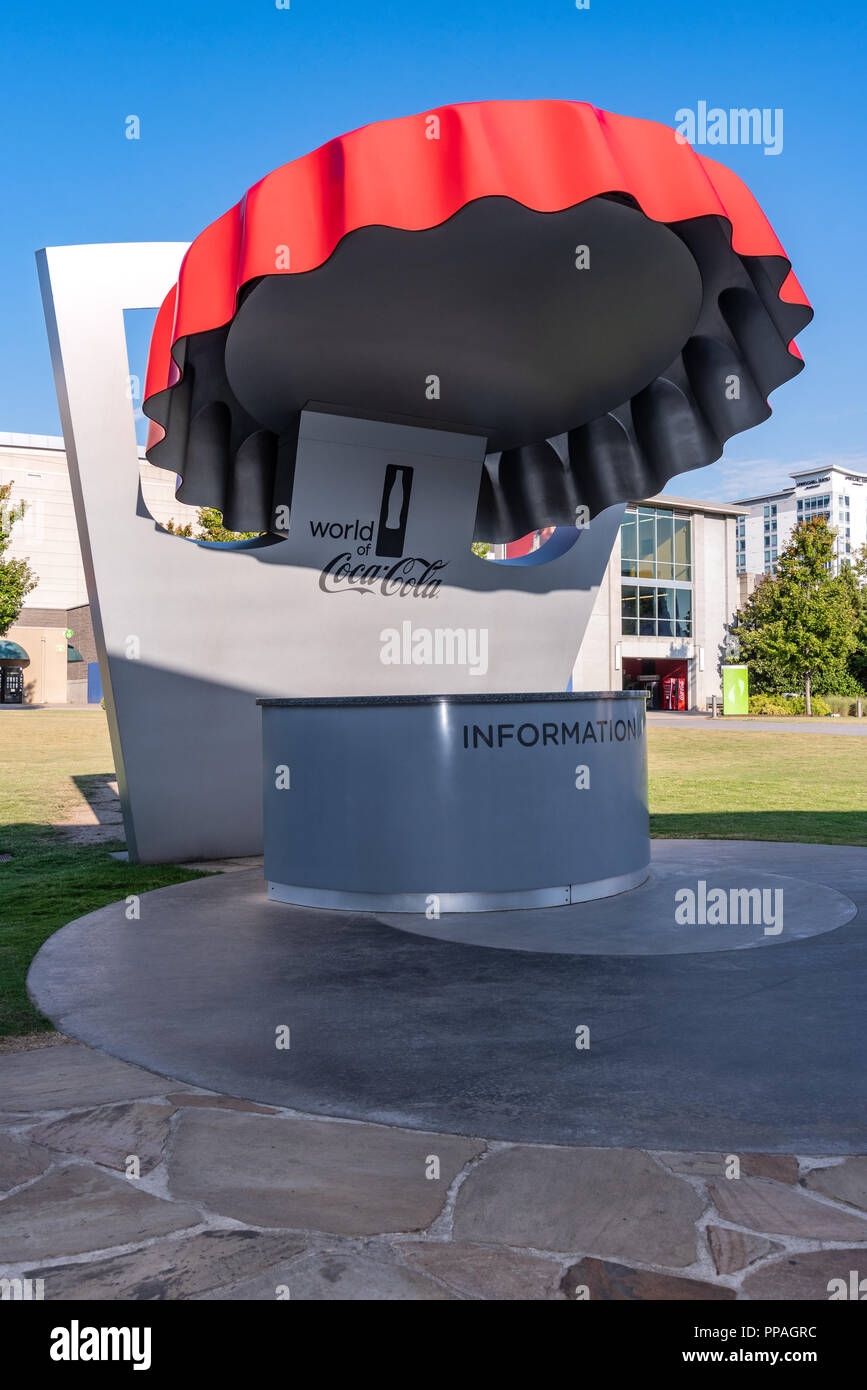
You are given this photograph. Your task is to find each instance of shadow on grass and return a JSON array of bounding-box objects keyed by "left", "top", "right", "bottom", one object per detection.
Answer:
[
  {"left": 650, "top": 810, "right": 866, "bottom": 847},
  {"left": 0, "top": 821, "right": 207, "bottom": 1037},
  {"left": 70, "top": 772, "right": 121, "bottom": 822}
]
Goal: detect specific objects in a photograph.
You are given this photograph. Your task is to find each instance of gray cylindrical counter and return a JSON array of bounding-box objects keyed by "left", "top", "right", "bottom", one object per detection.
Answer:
[{"left": 258, "top": 692, "right": 649, "bottom": 913}]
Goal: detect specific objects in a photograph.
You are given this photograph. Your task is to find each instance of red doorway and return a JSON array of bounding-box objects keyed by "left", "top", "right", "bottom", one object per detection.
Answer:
[{"left": 623, "top": 658, "right": 688, "bottom": 710}]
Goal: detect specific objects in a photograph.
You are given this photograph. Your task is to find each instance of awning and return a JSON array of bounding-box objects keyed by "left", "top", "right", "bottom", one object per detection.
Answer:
[{"left": 0, "top": 640, "right": 29, "bottom": 662}]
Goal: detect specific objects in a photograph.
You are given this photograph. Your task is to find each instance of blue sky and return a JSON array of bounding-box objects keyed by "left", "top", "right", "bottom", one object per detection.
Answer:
[{"left": 1, "top": 0, "right": 864, "bottom": 501}]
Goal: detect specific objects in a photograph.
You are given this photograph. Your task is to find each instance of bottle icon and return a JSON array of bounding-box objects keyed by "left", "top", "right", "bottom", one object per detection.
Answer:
[{"left": 375, "top": 464, "right": 413, "bottom": 557}]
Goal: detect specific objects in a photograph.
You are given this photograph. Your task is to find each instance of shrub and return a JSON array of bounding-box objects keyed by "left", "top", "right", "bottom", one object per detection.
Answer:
[
  {"left": 822, "top": 695, "right": 862, "bottom": 717},
  {"left": 748, "top": 694, "right": 790, "bottom": 716},
  {"left": 748, "top": 693, "right": 830, "bottom": 717}
]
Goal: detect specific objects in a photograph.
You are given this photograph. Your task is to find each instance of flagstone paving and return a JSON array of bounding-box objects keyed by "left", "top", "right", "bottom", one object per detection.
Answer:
[{"left": 1, "top": 1042, "right": 866, "bottom": 1301}]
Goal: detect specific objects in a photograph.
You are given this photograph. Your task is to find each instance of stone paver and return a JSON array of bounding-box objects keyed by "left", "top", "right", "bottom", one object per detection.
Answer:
[
  {"left": 398, "top": 1240, "right": 562, "bottom": 1300},
  {"left": 0, "top": 1133, "right": 51, "bottom": 1192},
  {"left": 0, "top": 1164, "right": 201, "bottom": 1261},
  {"left": 26, "top": 1230, "right": 308, "bottom": 1301},
  {"left": 168, "top": 1108, "right": 483, "bottom": 1235},
  {"left": 743, "top": 1250, "right": 867, "bottom": 1301},
  {"left": 562, "top": 1258, "right": 736, "bottom": 1300},
  {"left": 1, "top": 1040, "right": 866, "bottom": 1300},
  {"left": 201, "top": 1248, "right": 456, "bottom": 1301},
  {"left": 452, "top": 1147, "right": 703, "bottom": 1268},
  {"left": 742, "top": 1155, "right": 801, "bottom": 1184},
  {"left": 28, "top": 1102, "right": 174, "bottom": 1173},
  {"left": 707, "top": 1177, "right": 867, "bottom": 1240},
  {"left": 0, "top": 1044, "right": 188, "bottom": 1113},
  {"left": 803, "top": 1158, "right": 867, "bottom": 1213},
  {"left": 706, "top": 1226, "right": 783, "bottom": 1276},
  {"left": 658, "top": 1152, "right": 798, "bottom": 1184}
]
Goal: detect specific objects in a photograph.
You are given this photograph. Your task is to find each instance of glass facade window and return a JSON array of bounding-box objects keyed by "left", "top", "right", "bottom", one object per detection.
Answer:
[
  {"left": 676, "top": 589, "right": 692, "bottom": 636},
  {"left": 619, "top": 507, "right": 693, "bottom": 638},
  {"left": 621, "top": 585, "right": 637, "bottom": 634},
  {"left": 638, "top": 589, "right": 655, "bottom": 635},
  {"left": 638, "top": 508, "right": 655, "bottom": 578},
  {"left": 620, "top": 508, "right": 636, "bottom": 576},
  {"left": 657, "top": 587, "right": 674, "bottom": 637},
  {"left": 620, "top": 583, "right": 692, "bottom": 638},
  {"left": 674, "top": 516, "right": 690, "bottom": 580},
  {"left": 621, "top": 506, "right": 691, "bottom": 582}
]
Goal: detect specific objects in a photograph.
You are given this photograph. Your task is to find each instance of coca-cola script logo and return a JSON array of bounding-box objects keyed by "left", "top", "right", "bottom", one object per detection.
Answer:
[
  {"left": 314, "top": 460, "right": 446, "bottom": 595},
  {"left": 319, "top": 553, "right": 449, "bottom": 597}
]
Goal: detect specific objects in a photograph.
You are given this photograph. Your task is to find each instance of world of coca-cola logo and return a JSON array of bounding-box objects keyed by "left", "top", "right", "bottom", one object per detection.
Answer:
[
  {"left": 313, "top": 464, "right": 448, "bottom": 595},
  {"left": 319, "top": 552, "right": 449, "bottom": 597}
]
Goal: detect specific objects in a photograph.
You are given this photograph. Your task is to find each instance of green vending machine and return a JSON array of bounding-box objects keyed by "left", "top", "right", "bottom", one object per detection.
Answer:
[{"left": 722, "top": 665, "right": 749, "bottom": 716}]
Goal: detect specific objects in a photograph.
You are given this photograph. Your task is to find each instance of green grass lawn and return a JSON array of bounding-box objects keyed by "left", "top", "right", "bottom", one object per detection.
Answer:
[
  {"left": 0, "top": 711, "right": 204, "bottom": 1036},
  {"left": 649, "top": 728, "right": 867, "bottom": 845},
  {"left": 1, "top": 711, "right": 865, "bottom": 1038}
]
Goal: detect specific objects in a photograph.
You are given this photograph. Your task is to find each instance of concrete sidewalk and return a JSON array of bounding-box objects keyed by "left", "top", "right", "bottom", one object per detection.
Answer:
[
  {"left": 648, "top": 712, "right": 867, "bottom": 734},
  {"left": 2, "top": 1042, "right": 866, "bottom": 1301}
]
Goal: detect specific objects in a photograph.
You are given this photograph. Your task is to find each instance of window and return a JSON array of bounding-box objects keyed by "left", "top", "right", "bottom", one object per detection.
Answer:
[
  {"left": 638, "top": 507, "right": 655, "bottom": 578},
  {"left": 657, "top": 587, "right": 675, "bottom": 637},
  {"left": 619, "top": 508, "right": 693, "bottom": 638},
  {"left": 638, "top": 589, "right": 655, "bottom": 636},
  {"left": 655, "top": 510, "right": 674, "bottom": 580},
  {"left": 674, "top": 516, "right": 691, "bottom": 580},
  {"left": 620, "top": 583, "right": 693, "bottom": 637},
  {"left": 676, "top": 590, "right": 692, "bottom": 637},
  {"left": 621, "top": 584, "right": 637, "bottom": 635},
  {"left": 620, "top": 509, "right": 636, "bottom": 578},
  {"left": 620, "top": 507, "right": 691, "bottom": 582}
]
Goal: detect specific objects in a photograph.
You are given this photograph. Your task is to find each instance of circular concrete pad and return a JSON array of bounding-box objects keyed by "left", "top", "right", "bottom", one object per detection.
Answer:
[
  {"left": 379, "top": 860, "right": 855, "bottom": 954},
  {"left": 28, "top": 841, "right": 867, "bottom": 1152}
]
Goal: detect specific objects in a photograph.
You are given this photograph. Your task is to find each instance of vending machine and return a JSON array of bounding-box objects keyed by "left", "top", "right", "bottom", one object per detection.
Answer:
[
  {"left": 661, "top": 674, "right": 687, "bottom": 711},
  {"left": 1, "top": 668, "right": 24, "bottom": 703}
]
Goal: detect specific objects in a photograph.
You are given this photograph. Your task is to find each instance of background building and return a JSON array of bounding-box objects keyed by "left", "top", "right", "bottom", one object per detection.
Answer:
[
  {"left": 0, "top": 432, "right": 198, "bottom": 704},
  {"left": 572, "top": 496, "right": 744, "bottom": 711},
  {"left": 733, "top": 463, "right": 867, "bottom": 577}
]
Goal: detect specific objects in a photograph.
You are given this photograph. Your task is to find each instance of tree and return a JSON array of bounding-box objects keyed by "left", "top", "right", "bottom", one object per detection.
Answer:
[
  {"left": 735, "top": 517, "right": 858, "bottom": 715},
  {"left": 849, "top": 543, "right": 867, "bottom": 691},
  {"left": 164, "top": 507, "right": 261, "bottom": 542},
  {"left": 0, "top": 482, "right": 37, "bottom": 636}
]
